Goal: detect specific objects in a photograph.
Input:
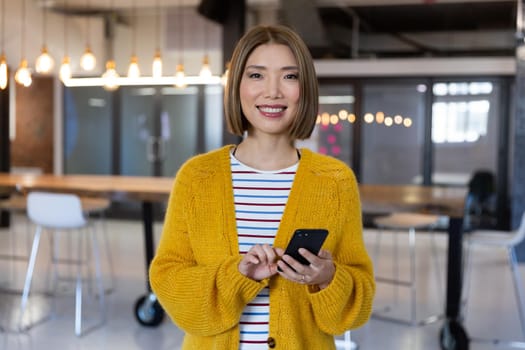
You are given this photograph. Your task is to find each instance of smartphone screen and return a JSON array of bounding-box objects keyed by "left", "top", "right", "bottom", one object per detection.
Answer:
[{"left": 281, "top": 229, "right": 329, "bottom": 269}]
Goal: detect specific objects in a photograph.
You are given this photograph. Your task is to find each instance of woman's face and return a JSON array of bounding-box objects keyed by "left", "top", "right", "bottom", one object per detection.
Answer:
[{"left": 239, "top": 43, "right": 300, "bottom": 139}]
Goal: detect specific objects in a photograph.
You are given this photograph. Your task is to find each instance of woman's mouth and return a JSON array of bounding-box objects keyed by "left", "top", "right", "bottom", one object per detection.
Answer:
[{"left": 257, "top": 105, "right": 287, "bottom": 117}]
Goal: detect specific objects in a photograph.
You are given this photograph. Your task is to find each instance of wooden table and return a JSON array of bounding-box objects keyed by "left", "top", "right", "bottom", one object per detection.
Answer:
[
  {"left": 0, "top": 173, "right": 173, "bottom": 202},
  {"left": 359, "top": 184, "right": 466, "bottom": 216},
  {"left": 0, "top": 173, "right": 174, "bottom": 325}
]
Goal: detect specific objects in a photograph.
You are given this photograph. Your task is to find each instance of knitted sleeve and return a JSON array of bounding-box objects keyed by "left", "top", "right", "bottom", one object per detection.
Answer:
[
  {"left": 308, "top": 165, "right": 376, "bottom": 334},
  {"left": 149, "top": 158, "right": 268, "bottom": 337}
]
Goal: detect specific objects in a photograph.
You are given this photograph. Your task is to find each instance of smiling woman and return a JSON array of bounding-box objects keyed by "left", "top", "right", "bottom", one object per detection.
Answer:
[{"left": 149, "top": 25, "right": 375, "bottom": 350}]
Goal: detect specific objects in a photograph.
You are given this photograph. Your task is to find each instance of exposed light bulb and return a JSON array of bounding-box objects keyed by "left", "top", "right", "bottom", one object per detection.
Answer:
[
  {"left": 14, "top": 59, "right": 32, "bottom": 87},
  {"left": 199, "top": 55, "right": 212, "bottom": 78},
  {"left": 59, "top": 56, "right": 72, "bottom": 82},
  {"left": 127, "top": 55, "right": 140, "bottom": 79},
  {"left": 80, "top": 46, "right": 96, "bottom": 71},
  {"left": 35, "top": 46, "right": 54, "bottom": 74},
  {"left": 221, "top": 64, "right": 230, "bottom": 86},
  {"left": 152, "top": 50, "right": 162, "bottom": 79},
  {"left": 174, "top": 63, "right": 186, "bottom": 88},
  {"left": 102, "top": 59, "right": 119, "bottom": 90},
  {"left": 0, "top": 55, "right": 7, "bottom": 90}
]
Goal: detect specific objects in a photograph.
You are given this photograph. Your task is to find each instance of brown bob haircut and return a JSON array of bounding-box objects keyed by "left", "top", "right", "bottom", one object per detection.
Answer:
[{"left": 224, "top": 25, "right": 319, "bottom": 140}]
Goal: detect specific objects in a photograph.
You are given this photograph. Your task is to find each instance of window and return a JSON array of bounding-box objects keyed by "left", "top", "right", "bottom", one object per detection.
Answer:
[{"left": 432, "top": 82, "right": 493, "bottom": 144}]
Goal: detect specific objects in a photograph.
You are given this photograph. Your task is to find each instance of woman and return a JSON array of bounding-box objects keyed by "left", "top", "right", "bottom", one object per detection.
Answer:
[{"left": 149, "top": 24, "right": 375, "bottom": 349}]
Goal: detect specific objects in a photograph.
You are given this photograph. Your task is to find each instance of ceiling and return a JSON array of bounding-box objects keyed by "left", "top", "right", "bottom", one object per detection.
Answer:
[
  {"left": 277, "top": 0, "right": 518, "bottom": 59},
  {"left": 38, "top": 0, "right": 518, "bottom": 60}
]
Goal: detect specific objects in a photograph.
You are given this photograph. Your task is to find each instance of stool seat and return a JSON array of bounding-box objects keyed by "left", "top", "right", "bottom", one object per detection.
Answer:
[
  {"left": 0, "top": 195, "right": 110, "bottom": 213},
  {"left": 374, "top": 212, "right": 440, "bottom": 230}
]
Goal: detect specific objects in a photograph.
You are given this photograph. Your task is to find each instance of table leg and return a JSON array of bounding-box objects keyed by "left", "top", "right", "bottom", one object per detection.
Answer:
[
  {"left": 133, "top": 201, "right": 165, "bottom": 327},
  {"left": 440, "top": 216, "right": 469, "bottom": 349},
  {"left": 142, "top": 201, "right": 154, "bottom": 292}
]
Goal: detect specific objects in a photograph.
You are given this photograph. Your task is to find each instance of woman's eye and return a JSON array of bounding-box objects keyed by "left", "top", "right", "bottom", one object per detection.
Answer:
[
  {"left": 248, "top": 72, "right": 262, "bottom": 79},
  {"left": 285, "top": 73, "right": 298, "bottom": 80}
]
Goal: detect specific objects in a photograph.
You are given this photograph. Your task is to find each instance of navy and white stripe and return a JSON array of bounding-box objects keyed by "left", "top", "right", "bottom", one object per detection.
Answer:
[{"left": 232, "top": 153, "right": 297, "bottom": 349}]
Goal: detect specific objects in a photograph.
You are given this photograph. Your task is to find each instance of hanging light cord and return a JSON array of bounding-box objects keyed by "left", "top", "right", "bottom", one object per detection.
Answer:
[
  {"left": 109, "top": 0, "right": 115, "bottom": 60},
  {"left": 178, "top": 0, "right": 183, "bottom": 65},
  {"left": 132, "top": 0, "right": 137, "bottom": 55},
  {"left": 156, "top": 0, "right": 160, "bottom": 52},
  {"left": 64, "top": 0, "right": 68, "bottom": 55},
  {"left": 86, "top": 0, "right": 91, "bottom": 47},
  {"left": 1, "top": 0, "right": 5, "bottom": 52},
  {"left": 42, "top": 6, "right": 47, "bottom": 47},
  {"left": 20, "top": 0, "right": 25, "bottom": 60},
  {"left": 203, "top": 18, "right": 208, "bottom": 56}
]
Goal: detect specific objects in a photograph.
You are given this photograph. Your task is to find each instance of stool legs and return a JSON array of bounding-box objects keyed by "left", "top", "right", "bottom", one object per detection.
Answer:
[
  {"left": 74, "top": 226, "right": 106, "bottom": 336},
  {"left": 408, "top": 227, "right": 417, "bottom": 325},
  {"left": 508, "top": 247, "right": 525, "bottom": 338},
  {"left": 18, "top": 226, "right": 45, "bottom": 331},
  {"left": 17, "top": 225, "right": 106, "bottom": 336},
  {"left": 372, "top": 226, "right": 443, "bottom": 326}
]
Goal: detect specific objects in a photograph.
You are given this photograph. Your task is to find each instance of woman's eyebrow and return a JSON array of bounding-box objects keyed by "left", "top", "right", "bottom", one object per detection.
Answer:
[
  {"left": 245, "top": 64, "right": 266, "bottom": 70},
  {"left": 244, "top": 65, "right": 298, "bottom": 71}
]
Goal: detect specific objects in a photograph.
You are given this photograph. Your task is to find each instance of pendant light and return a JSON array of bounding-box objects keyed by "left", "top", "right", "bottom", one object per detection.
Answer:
[
  {"left": 0, "top": 0, "right": 8, "bottom": 90},
  {"left": 35, "top": 6, "right": 55, "bottom": 74},
  {"left": 127, "top": 0, "right": 140, "bottom": 78},
  {"left": 102, "top": 0, "right": 119, "bottom": 90},
  {"left": 221, "top": 61, "right": 230, "bottom": 86},
  {"left": 102, "top": 60, "right": 119, "bottom": 90},
  {"left": 59, "top": 0, "right": 72, "bottom": 82},
  {"left": 199, "top": 19, "right": 212, "bottom": 78},
  {"left": 80, "top": 0, "right": 96, "bottom": 71},
  {"left": 14, "top": 0, "right": 32, "bottom": 87},
  {"left": 152, "top": 0, "right": 162, "bottom": 79},
  {"left": 174, "top": 0, "right": 186, "bottom": 88}
]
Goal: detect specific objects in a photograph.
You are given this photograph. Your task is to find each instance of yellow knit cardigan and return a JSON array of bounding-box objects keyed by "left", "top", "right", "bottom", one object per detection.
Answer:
[{"left": 149, "top": 145, "right": 375, "bottom": 350}]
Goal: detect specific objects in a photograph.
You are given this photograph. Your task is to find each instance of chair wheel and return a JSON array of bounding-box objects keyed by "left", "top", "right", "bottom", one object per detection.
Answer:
[
  {"left": 134, "top": 294, "right": 165, "bottom": 327},
  {"left": 440, "top": 320, "right": 469, "bottom": 350}
]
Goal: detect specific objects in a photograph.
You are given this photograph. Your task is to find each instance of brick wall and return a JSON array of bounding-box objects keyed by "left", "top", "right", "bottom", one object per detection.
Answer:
[{"left": 11, "top": 77, "right": 54, "bottom": 174}]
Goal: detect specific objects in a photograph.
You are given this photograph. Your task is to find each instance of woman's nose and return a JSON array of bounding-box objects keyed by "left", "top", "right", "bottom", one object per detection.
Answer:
[{"left": 264, "top": 77, "right": 283, "bottom": 99}]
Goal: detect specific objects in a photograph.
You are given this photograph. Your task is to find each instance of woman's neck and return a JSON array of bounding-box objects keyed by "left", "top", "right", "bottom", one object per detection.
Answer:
[{"left": 233, "top": 139, "right": 299, "bottom": 171}]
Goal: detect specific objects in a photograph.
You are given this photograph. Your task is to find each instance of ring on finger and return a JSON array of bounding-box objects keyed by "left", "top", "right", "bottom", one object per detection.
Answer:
[{"left": 301, "top": 274, "right": 306, "bottom": 283}]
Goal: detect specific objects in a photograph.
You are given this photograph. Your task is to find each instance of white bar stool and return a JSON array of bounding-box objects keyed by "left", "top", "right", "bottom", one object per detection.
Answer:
[
  {"left": 463, "top": 211, "right": 525, "bottom": 347},
  {"left": 372, "top": 212, "right": 442, "bottom": 326},
  {"left": 18, "top": 191, "right": 106, "bottom": 336}
]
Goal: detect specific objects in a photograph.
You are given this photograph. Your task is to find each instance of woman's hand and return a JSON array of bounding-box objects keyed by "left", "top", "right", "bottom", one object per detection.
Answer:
[
  {"left": 276, "top": 248, "right": 335, "bottom": 290},
  {"left": 238, "top": 244, "right": 280, "bottom": 281}
]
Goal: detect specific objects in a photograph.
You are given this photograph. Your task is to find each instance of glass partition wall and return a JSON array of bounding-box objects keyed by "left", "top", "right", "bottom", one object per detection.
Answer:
[
  {"left": 63, "top": 84, "right": 223, "bottom": 178},
  {"left": 361, "top": 80, "right": 427, "bottom": 185},
  {"left": 314, "top": 77, "right": 509, "bottom": 190}
]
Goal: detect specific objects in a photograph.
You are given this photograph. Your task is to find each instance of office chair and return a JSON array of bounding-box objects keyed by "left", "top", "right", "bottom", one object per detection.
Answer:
[
  {"left": 372, "top": 212, "right": 442, "bottom": 326},
  {"left": 463, "top": 170, "right": 497, "bottom": 232},
  {"left": 462, "top": 211, "right": 525, "bottom": 346},
  {"left": 18, "top": 191, "right": 106, "bottom": 336}
]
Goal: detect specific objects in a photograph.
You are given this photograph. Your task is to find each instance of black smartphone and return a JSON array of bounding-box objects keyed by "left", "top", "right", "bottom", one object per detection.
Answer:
[{"left": 279, "top": 229, "right": 329, "bottom": 271}]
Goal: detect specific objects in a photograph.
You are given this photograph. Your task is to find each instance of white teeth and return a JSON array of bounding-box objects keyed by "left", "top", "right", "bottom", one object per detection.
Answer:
[{"left": 259, "top": 107, "right": 284, "bottom": 113}]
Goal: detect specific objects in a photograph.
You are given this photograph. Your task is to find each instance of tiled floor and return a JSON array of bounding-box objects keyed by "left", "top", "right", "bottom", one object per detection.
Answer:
[{"left": 1, "top": 214, "right": 525, "bottom": 349}]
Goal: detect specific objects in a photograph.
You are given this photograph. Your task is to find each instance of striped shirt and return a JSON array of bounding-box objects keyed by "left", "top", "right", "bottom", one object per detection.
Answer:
[{"left": 231, "top": 152, "right": 298, "bottom": 349}]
